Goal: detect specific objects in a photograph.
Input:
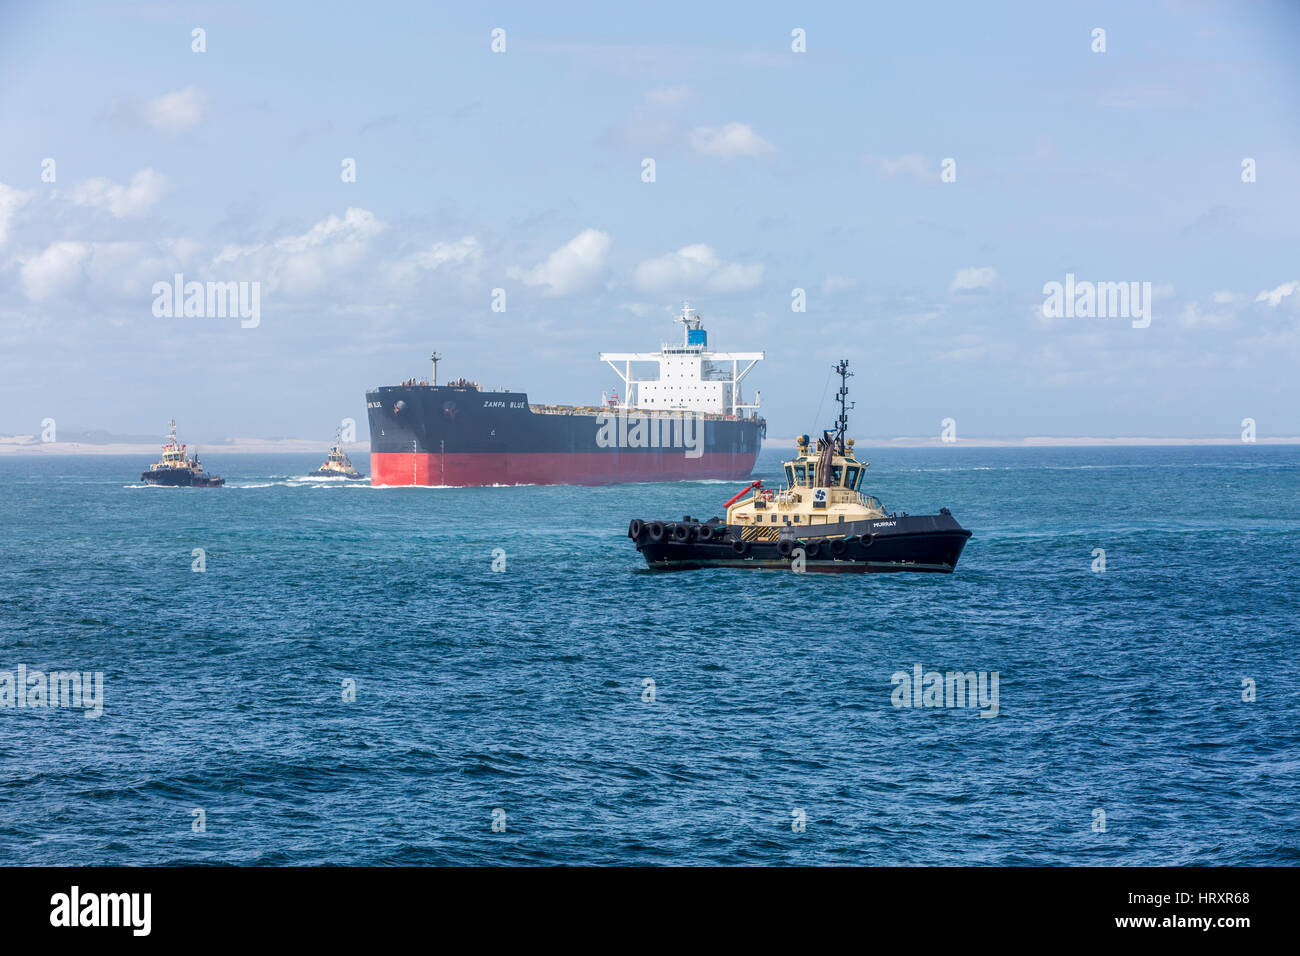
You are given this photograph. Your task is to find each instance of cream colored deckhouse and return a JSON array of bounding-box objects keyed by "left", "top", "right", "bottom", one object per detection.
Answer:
[
  {"left": 725, "top": 360, "right": 890, "bottom": 540},
  {"left": 726, "top": 435, "right": 889, "bottom": 539}
]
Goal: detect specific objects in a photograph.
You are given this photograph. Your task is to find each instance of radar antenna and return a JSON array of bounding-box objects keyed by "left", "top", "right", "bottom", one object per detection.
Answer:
[
  {"left": 676, "top": 301, "right": 702, "bottom": 346},
  {"left": 833, "top": 359, "right": 854, "bottom": 454}
]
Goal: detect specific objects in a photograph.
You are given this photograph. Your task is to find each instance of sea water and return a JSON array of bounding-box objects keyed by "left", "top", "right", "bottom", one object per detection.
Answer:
[{"left": 0, "top": 445, "right": 1296, "bottom": 864}]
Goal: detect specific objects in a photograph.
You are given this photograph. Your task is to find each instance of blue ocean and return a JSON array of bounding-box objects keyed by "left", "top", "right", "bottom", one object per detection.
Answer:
[{"left": 1, "top": 445, "right": 1297, "bottom": 865}]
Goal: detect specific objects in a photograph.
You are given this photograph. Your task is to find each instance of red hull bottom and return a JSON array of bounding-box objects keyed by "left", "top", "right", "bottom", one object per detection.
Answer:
[{"left": 370, "top": 451, "right": 758, "bottom": 486}]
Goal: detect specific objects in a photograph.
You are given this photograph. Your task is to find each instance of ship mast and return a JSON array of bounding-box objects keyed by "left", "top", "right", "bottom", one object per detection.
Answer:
[
  {"left": 834, "top": 359, "right": 853, "bottom": 454},
  {"left": 430, "top": 352, "right": 441, "bottom": 387},
  {"left": 675, "top": 302, "right": 699, "bottom": 346}
]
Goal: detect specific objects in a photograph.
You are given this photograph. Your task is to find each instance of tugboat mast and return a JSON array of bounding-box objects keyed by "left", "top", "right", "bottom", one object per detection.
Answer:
[{"left": 833, "top": 359, "right": 853, "bottom": 454}]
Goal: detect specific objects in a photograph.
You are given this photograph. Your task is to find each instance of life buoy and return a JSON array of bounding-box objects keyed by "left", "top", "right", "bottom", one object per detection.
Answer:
[
  {"left": 760, "top": 489, "right": 774, "bottom": 501},
  {"left": 628, "top": 519, "right": 644, "bottom": 539},
  {"left": 647, "top": 521, "right": 665, "bottom": 542}
]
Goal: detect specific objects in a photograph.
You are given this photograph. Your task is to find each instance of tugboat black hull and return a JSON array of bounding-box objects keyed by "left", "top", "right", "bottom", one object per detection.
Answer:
[
  {"left": 629, "top": 512, "right": 971, "bottom": 573},
  {"left": 140, "top": 468, "right": 224, "bottom": 487}
]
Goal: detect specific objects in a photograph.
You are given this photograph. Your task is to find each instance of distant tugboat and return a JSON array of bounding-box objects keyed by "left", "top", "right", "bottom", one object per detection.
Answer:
[
  {"left": 627, "top": 361, "right": 972, "bottom": 573},
  {"left": 309, "top": 430, "right": 364, "bottom": 479},
  {"left": 140, "top": 420, "right": 224, "bottom": 487}
]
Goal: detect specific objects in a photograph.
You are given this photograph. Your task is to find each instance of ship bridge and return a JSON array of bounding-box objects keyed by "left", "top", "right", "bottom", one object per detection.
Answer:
[{"left": 599, "top": 303, "right": 763, "bottom": 417}]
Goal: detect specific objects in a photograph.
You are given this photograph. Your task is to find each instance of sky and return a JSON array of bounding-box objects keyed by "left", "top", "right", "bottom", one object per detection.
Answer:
[{"left": 1, "top": 0, "right": 1298, "bottom": 441}]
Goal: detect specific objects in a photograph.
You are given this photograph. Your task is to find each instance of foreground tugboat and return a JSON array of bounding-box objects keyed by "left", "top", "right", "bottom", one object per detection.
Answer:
[
  {"left": 627, "top": 361, "right": 971, "bottom": 573},
  {"left": 140, "top": 420, "right": 224, "bottom": 487},
  {"left": 309, "top": 430, "right": 364, "bottom": 479}
]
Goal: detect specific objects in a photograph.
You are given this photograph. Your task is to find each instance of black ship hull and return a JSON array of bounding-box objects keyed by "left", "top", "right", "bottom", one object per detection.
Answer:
[
  {"left": 629, "top": 512, "right": 971, "bottom": 573},
  {"left": 140, "top": 468, "right": 224, "bottom": 487},
  {"left": 366, "top": 384, "right": 765, "bottom": 486}
]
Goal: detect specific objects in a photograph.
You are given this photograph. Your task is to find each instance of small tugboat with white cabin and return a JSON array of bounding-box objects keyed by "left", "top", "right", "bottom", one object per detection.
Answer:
[
  {"left": 140, "top": 420, "right": 225, "bottom": 487},
  {"left": 627, "top": 361, "right": 972, "bottom": 573},
  {"left": 309, "top": 429, "right": 365, "bottom": 479}
]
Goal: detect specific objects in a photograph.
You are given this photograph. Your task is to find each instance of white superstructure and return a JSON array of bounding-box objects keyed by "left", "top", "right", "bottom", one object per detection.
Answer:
[{"left": 600, "top": 304, "right": 763, "bottom": 417}]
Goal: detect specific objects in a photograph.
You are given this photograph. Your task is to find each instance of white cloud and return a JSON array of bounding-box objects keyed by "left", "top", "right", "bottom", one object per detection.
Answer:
[
  {"left": 1179, "top": 301, "right": 1233, "bottom": 328},
  {"left": 19, "top": 241, "right": 91, "bottom": 300},
  {"left": 409, "top": 236, "right": 481, "bottom": 271},
  {"left": 0, "top": 183, "right": 31, "bottom": 246},
  {"left": 389, "top": 236, "right": 482, "bottom": 284},
  {"left": 144, "top": 86, "right": 205, "bottom": 132},
  {"left": 213, "top": 207, "right": 385, "bottom": 295},
  {"left": 950, "top": 266, "right": 997, "bottom": 293},
  {"left": 633, "top": 243, "right": 763, "bottom": 293},
  {"left": 1256, "top": 281, "right": 1299, "bottom": 308},
  {"left": 865, "top": 153, "right": 931, "bottom": 183},
  {"left": 689, "top": 122, "right": 774, "bottom": 159},
  {"left": 18, "top": 238, "right": 198, "bottom": 302},
  {"left": 67, "top": 168, "right": 166, "bottom": 218},
  {"left": 508, "top": 229, "right": 611, "bottom": 296}
]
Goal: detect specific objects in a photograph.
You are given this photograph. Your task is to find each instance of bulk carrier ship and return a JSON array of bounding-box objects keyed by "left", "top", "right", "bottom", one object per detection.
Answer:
[{"left": 365, "top": 305, "right": 765, "bottom": 486}]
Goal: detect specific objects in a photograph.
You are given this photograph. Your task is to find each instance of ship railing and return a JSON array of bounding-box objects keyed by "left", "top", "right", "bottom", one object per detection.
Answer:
[{"left": 526, "top": 404, "right": 748, "bottom": 421}]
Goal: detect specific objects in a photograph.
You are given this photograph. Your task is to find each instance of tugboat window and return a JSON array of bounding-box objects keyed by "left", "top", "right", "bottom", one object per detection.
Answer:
[
  {"left": 793, "top": 464, "right": 807, "bottom": 485},
  {"left": 830, "top": 465, "right": 844, "bottom": 485},
  {"left": 785, "top": 466, "right": 795, "bottom": 486},
  {"left": 845, "top": 465, "right": 860, "bottom": 490}
]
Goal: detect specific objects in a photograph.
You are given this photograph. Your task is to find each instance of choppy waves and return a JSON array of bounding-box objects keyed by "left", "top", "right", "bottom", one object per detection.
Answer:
[{"left": 3, "top": 446, "right": 1299, "bottom": 865}]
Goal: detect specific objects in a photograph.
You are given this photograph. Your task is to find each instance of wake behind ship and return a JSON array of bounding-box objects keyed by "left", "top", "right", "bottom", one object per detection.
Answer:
[{"left": 366, "top": 305, "right": 765, "bottom": 486}]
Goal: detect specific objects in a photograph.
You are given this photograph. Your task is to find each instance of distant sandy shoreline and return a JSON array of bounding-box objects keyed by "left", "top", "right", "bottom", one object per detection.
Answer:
[
  {"left": 1, "top": 436, "right": 1296, "bottom": 455},
  {"left": 0, "top": 439, "right": 371, "bottom": 456}
]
